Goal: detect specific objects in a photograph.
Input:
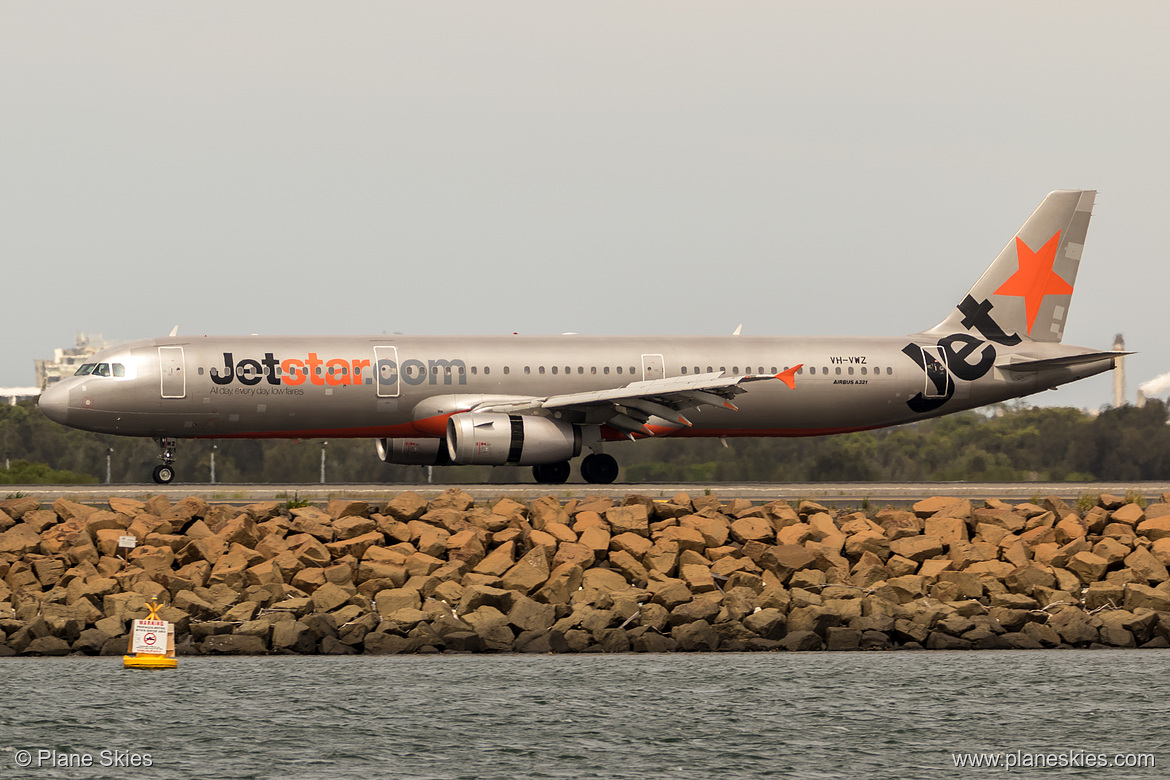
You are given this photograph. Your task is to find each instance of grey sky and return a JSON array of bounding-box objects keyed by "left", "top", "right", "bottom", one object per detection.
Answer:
[{"left": 2, "top": 2, "right": 1166, "bottom": 412}]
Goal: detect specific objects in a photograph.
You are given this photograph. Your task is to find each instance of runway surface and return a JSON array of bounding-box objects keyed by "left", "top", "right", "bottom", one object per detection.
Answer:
[{"left": 7, "top": 482, "right": 1170, "bottom": 505}]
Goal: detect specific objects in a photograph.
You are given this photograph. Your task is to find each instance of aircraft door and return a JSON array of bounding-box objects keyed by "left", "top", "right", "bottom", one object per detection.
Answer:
[
  {"left": 642, "top": 354, "right": 665, "bottom": 381},
  {"left": 374, "top": 346, "right": 400, "bottom": 398},
  {"left": 920, "top": 345, "right": 952, "bottom": 399},
  {"left": 159, "top": 347, "right": 186, "bottom": 399}
]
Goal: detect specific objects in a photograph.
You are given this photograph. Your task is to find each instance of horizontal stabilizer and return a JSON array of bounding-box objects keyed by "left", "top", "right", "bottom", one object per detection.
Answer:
[{"left": 996, "top": 351, "right": 1130, "bottom": 373}]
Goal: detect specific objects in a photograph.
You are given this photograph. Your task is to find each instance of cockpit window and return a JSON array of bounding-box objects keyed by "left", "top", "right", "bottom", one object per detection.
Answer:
[{"left": 74, "top": 362, "right": 126, "bottom": 378}]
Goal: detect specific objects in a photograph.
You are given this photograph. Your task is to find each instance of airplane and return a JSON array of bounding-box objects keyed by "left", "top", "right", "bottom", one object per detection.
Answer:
[{"left": 38, "top": 189, "right": 1123, "bottom": 485}]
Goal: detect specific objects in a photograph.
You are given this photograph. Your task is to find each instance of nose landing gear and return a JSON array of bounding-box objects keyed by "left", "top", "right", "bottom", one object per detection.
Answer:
[{"left": 152, "top": 437, "right": 178, "bottom": 484}]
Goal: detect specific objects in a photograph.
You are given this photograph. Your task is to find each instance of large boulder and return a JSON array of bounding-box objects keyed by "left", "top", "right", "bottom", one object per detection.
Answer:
[
  {"left": 670, "top": 619, "right": 719, "bottom": 651},
  {"left": 888, "top": 535, "right": 945, "bottom": 563},
  {"left": 500, "top": 547, "right": 552, "bottom": 594},
  {"left": 605, "top": 505, "right": 650, "bottom": 537},
  {"left": 1047, "top": 607, "right": 1099, "bottom": 646},
  {"left": 0, "top": 525, "right": 41, "bottom": 556},
  {"left": 203, "top": 634, "right": 268, "bottom": 655}
]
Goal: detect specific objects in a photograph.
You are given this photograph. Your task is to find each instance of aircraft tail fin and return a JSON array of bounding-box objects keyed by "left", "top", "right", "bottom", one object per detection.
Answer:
[{"left": 922, "top": 190, "right": 1096, "bottom": 344}]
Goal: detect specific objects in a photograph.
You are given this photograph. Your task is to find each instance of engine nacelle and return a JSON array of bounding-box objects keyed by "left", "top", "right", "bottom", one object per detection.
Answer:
[
  {"left": 375, "top": 437, "right": 450, "bottom": 466},
  {"left": 446, "top": 413, "right": 581, "bottom": 466}
]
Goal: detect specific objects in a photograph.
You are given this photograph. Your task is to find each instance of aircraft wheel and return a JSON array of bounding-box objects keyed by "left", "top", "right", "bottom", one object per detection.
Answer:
[
  {"left": 532, "top": 462, "right": 570, "bottom": 484},
  {"left": 152, "top": 465, "right": 175, "bottom": 484},
  {"left": 546, "top": 461, "right": 570, "bottom": 484},
  {"left": 581, "top": 453, "right": 618, "bottom": 484}
]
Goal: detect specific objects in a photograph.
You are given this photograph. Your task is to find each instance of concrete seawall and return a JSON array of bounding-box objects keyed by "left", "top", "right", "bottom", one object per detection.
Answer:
[{"left": 3, "top": 489, "right": 1170, "bottom": 655}]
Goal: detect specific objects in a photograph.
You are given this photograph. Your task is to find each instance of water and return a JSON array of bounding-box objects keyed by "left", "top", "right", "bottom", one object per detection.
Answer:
[{"left": 1, "top": 651, "right": 1166, "bottom": 779}]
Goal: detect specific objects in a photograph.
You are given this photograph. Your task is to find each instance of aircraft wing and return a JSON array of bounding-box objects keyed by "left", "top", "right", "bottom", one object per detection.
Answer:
[
  {"left": 996, "top": 351, "right": 1131, "bottom": 373},
  {"left": 469, "top": 365, "right": 802, "bottom": 438}
]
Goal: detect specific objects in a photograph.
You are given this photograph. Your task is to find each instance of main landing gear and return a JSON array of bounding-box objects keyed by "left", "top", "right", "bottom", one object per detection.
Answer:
[
  {"left": 531, "top": 453, "right": 619, "bottom": 485},
  {"left": 152, "top": 437, "right": 178, "bottom": 484},
  {"left": 580, "top": 453, "right": 619, "bottom": 484},
  {"left": 532, "top": 461, "right": 571, "bottom": 485}
]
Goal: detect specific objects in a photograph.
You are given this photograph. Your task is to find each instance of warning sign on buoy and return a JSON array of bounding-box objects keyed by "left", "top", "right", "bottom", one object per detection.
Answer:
[
  {"left": 131, "top": 619, "right": 170, "bottom": 655},
  {"left": 124, "top": 598, "right": 177, "bottom": 670}
]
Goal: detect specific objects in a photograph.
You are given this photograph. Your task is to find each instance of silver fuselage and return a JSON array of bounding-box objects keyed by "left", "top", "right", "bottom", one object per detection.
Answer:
[{"left": 38, "top": 333, "right": 1113, "bottom": 441}]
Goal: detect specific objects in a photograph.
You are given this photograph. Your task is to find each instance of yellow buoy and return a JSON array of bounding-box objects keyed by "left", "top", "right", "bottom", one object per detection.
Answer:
[{"left": 123, "top": 598, "right": 178, "bottom": 670}]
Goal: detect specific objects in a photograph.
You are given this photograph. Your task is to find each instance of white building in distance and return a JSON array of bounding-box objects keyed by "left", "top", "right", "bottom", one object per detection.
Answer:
[{"left": 35, "top": 332, "right": 119, "bottom": 390}]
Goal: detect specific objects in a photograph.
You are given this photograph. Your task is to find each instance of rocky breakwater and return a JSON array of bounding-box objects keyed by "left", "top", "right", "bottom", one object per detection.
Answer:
[{"left": 3, "top": 490, "right": 1170, "bottom": 656}]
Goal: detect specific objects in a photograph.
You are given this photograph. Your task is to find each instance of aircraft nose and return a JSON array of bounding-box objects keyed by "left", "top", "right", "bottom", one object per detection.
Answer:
[{"left": 38, "top": 383, "right": 69, "bottom": 424}]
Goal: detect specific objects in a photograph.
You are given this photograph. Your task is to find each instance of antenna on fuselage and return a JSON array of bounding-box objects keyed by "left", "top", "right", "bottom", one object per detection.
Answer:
[{"left": 168, "top": 325, "right": 178, "bottom": 337}]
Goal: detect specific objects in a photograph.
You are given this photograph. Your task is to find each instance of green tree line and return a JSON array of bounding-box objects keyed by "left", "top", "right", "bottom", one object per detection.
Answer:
[{"left": 1, "top": 399, "right": 1166, "bottom": 485}]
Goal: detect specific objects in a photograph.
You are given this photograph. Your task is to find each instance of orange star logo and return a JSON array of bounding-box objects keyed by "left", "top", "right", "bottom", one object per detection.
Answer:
[{"left": 994, "top": 231, "right": 1072, "bottom": 335}]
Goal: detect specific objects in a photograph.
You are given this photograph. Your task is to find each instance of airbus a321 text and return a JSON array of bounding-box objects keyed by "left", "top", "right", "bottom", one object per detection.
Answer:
[{"left": 40, "top": 190, "right": 1123, "bottom": 485}]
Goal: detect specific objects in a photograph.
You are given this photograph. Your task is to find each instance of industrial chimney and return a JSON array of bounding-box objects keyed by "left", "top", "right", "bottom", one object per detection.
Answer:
[{"left": 1113, "top": 333, "right": 1126, "bottom": 407}]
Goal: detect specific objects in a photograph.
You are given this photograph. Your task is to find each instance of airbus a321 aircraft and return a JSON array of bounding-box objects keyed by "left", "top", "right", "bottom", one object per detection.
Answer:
[{"left": 39, "top": 190, "right": 1122, "bottom": 485}]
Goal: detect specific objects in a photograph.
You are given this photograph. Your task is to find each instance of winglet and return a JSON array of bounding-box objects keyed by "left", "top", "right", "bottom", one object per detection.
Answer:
[{"left": 775, "top": 364, "right": 802, "bottom": 390}]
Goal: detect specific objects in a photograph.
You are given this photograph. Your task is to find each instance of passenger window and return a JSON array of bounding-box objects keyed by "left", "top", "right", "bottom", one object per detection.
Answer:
[
  {"left": 616, "top": 366, "right": 622, "bottom": 375},
  {"left": 502, "top": 366, "right": 509, "bottom": 375},
  {"left": 835, "top": 367, "right": 842, "bottom": 375},
  {"left": 732, "top": 366, "right": 739, "bottom": 374},
  {"left": 552, "top": 366, "right": 558, "bottom": 375},
  {"left": 681, "top": 366, "right": 687, "bottom": 375},
  {"left": 539, "top": 366, "right": 546, "bottom": 375},
  {"left": 848, "top": 367, "right": 854, "bottom": 375},
  {"left": 630, "top": 366, "right": 636, "bottom": 375},
  {"left": 578, "top": 367, "right": 584, "bottom": 374},
  {"left": 524, "top": 366, "right": 531, "bottom": 375},
  {"left": 485, "top": 367, "right": 491, "bottom": 375},
  {"left": 604, "top": 367, "right": 610, "bottom": 375},
  {"left": 591, "top": 367, "right": 597, "bottom": 375},
  {"left": 471, "top": 366, "right": 477, "bottom": 375},
  {"left": 861, "top": 367, "right": 867, "bottom": 375},
  {"left": 887, "top": 367, "right": 893, "bottom": 375}
]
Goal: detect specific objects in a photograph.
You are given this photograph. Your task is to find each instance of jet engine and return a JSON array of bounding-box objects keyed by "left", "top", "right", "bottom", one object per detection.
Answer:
[
  {"left": 445, "top": 413, "right": 581, "bottom": 465},
  {"left": 375, "top": 437, "right": 450, "bottom": 466}
]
